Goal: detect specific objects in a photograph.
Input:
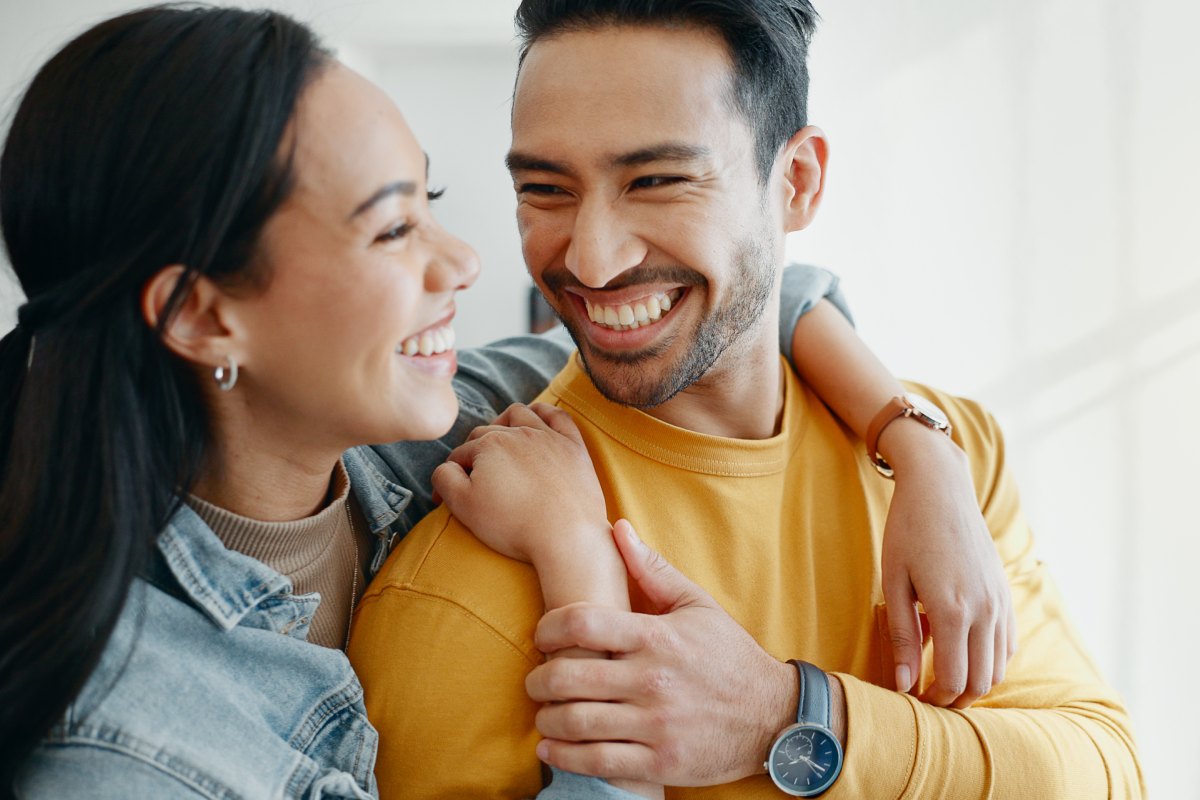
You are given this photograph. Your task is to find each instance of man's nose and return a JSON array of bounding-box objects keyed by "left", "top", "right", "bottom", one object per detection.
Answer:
[{"left": 563, "top": 199, "right": 646, "bottom": 288}]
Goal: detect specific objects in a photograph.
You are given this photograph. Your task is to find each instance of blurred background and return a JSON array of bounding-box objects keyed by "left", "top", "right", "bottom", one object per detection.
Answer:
[{"left": 2, "top": 0, "right": 1197, "bottom": 795}]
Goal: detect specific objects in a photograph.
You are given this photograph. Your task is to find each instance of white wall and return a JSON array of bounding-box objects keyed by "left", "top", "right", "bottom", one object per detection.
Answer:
[
  {"left": 358, "top": 42, "right": 532, "bottom": 347},
  {"left": 795, "top": 3, "right": 1200, "bottom": 796},
  {"left": 2, "top": 0, "right": 1197, "bottom": 795}
]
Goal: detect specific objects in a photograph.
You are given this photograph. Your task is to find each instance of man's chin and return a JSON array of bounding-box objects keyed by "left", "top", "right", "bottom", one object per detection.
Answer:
[
  {"left": 575, "top": 346, "right": 686, "bottom": 409},
  {"left": 559, "top": 312, "right": 705, "bottom": 409}
]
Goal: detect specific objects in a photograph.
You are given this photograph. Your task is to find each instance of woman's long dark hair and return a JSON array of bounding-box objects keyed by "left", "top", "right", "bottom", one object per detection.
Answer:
[{"left": 0, "top": 5, "right": 327, "bottom": 789}]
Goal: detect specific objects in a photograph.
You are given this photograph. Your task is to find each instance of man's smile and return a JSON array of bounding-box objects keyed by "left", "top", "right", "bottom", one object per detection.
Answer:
[
  {"left": 583, "top": 288, "right": 685, "bottom": 332},
  {"left": 563, "top": 286, "right": 691, "bottom": 354}
]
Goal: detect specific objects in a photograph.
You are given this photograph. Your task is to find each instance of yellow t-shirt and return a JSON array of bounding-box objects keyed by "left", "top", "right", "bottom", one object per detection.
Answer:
[{"left": 349, "top": 356, "right": 1142, "bottom": 799}]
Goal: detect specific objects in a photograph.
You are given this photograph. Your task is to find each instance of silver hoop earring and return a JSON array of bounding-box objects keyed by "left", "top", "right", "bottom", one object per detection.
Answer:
[{"left": 214, "top": 357, "right": 239, "bottom": 392}]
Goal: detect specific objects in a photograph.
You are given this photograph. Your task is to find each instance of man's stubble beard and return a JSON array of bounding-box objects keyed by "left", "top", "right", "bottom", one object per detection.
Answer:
[{"left": 552, "top": 237, "right": 777, "bottom": 410}]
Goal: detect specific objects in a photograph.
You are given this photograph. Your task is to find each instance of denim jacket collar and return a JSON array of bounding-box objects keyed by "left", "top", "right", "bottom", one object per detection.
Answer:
[
  {"left": 155, "top": 449, "right": 412, "bottom": 632},
  {"left": 343, "top": 447, "right": 413, "bottom": 535}
]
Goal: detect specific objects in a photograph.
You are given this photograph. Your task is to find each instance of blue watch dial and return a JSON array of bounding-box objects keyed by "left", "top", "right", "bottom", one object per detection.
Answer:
[{"left": 767, "top": 724, "right": 843, "bottom": 796}]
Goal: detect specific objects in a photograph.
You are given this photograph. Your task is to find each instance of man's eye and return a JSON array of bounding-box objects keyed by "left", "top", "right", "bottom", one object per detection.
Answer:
[
  {"left": 376, "top": 222, "right": 413, "bottom": 243},
  {"left": 517, "top": 183, "right": 565, "bottom": 195},
  {"left": 632, "top": 175, "right": 685, "bottom": 189}
]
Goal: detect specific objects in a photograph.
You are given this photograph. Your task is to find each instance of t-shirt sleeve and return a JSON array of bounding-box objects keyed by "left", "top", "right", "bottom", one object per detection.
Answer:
[
  {"left": 826, "top": 394, "right": 1144, "bottom": 799},
  {"left": 349, "top": 508, "right": 553, "bottom": 799},
  {"left": 778, "top": 263, "right": 853, "bottom": 364}
]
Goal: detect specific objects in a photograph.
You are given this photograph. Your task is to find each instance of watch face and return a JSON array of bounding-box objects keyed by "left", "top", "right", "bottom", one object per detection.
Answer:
[
  {"left": 905, "top": 393, "right": 949, "bottom": 428},
  {"left": 767, "top": 725, "right": 843, "bottom": 796}
]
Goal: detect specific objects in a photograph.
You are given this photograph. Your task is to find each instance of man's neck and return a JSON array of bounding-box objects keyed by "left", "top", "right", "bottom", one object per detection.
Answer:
[{"left": 642, "top": 326, "right": 785, "bottom": 440}]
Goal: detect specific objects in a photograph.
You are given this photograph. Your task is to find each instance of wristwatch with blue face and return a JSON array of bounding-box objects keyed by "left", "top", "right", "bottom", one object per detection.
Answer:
[{"left": 765, "top": 660, "right": 844, "bottom": 796}]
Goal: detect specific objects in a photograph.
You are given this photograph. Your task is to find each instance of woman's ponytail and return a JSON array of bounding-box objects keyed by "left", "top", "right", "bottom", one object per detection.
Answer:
[{"left": 0, "top": 5, "right": 327, "bottom": 789}]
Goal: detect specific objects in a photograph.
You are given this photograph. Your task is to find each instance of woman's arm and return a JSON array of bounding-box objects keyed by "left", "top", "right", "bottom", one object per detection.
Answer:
[
  {"left": 788, "top": 300, "right": 1015, "bottom": 706},
  {"left": 389, "top": 264, "right": 1012, "bottom": 707}
]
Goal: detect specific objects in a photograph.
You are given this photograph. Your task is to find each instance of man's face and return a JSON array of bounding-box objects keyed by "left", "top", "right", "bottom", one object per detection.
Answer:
[{"left": 509, "top": 25, "right": 785, "bottom": 408}]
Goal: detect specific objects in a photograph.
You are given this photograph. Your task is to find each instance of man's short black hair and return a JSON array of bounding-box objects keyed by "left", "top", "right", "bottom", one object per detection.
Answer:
[{"left": 514, "top": 0, "right": 819, "bottom": 184}]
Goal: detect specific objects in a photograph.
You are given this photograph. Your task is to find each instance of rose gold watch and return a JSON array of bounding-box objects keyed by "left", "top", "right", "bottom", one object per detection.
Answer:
[{"left": 865, "top": 393, "right": 952, "bottom": 478}]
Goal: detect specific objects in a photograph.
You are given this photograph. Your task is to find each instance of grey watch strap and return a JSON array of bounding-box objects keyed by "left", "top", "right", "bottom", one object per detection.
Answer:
[{"left": 789, "top": 659, "right": 831, "bottom": 728}]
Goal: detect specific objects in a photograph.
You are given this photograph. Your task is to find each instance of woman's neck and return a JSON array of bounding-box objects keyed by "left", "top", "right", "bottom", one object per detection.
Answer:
[{"left": 192, "top": 438, "right": 344, "bottom": 522}]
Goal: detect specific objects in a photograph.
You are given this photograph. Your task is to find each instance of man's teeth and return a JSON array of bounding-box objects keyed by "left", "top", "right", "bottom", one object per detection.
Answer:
[
  {"left": 585, "top": 291, "right": 680, "bottom": 332},
  {"left": 398, "top": 324, "right": 455, "bottom": 357}
]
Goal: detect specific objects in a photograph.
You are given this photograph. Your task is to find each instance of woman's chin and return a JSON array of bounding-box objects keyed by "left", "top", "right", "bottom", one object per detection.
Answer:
[{"left": 379, "top": 390, "right": 460, "bottom": 445}]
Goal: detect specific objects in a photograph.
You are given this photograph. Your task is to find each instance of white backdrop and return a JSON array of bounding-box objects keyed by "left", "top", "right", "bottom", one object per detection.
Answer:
[{"left": 2, "top": 1, "right": 1197, "bottom": 796}]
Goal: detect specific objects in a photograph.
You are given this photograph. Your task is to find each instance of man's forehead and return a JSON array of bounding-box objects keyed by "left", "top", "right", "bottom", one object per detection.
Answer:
[
  {"left": 515, "top": 24, "right": 733, "bottom": 102},
  {"left": 511, "top": 25, "right": 744, "bottom": 164}
]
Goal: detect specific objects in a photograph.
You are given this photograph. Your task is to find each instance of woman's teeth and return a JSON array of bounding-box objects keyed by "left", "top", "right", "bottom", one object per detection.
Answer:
[
  {"left": 584, "top": 290, "right": 683, "bottom": 332},
  {"left": 398, "top": 324, "right": 455, "bottom": 357}
]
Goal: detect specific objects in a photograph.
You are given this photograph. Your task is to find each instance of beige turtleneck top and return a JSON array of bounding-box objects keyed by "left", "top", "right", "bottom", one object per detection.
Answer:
[{"left": 187, "top": 460, "right": 373, "bottom": 649}]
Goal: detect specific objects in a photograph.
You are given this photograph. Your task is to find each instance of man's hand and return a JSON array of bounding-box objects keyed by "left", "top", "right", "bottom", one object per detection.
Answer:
[
  {"left": 527, "top": 521, "right": 798, "bottom": 786},
  {"left": 879, "top": 421, "right": 1017, "bottom": 708}
]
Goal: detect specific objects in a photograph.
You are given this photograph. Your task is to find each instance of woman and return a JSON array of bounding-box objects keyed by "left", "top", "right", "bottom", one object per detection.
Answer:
[{"left": 0, "top": 6, "right": 1010, "bottom": 798}]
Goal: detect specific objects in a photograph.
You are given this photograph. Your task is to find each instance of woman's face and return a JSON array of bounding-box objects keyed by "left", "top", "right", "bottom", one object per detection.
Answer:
[{"left": 226, "top": 63, "right": 479, "bottom": 450}]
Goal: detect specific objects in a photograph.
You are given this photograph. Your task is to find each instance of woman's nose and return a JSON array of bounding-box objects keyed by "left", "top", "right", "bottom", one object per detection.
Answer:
[{"left": 428, "top": 226, "right": 481, "bottom": 293}]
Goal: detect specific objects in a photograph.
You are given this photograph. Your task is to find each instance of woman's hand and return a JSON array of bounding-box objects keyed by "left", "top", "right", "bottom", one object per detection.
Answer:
[
  {"left": 432, "top": 402, "right": 628, "bottom": 610},
  {"left": 880, "top": 422, "right": 1017, "bottom": 708}
]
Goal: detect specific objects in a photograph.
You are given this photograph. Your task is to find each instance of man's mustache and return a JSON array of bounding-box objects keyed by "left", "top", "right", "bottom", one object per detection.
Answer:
[{"left": 541, "top": 264, "right": 707, "bottom": 293}]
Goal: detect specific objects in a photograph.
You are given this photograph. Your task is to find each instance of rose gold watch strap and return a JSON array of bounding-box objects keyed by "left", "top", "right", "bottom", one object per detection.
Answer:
[{"left": 865, "top": 395, "right": 911, "bottom": 468}]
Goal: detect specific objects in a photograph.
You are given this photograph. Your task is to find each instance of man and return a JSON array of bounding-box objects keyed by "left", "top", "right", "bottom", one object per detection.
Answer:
[{"left": 350, "top": 1, "right": 1142, "bottom": 797}]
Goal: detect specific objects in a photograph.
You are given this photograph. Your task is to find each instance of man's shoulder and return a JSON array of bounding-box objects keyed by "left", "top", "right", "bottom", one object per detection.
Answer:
[
  {"left": 902, "top": 382, "right": 1007, "bottom": 463},
  {"left": 357, "top": 505, "right": 545, "bottom": 661}
]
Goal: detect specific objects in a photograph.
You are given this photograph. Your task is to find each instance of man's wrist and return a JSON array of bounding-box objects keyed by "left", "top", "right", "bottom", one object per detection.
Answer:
[
  {"left": 753, "top": 659, "right": 801, "bottom": 776},
  {"left": 827, "top": 672, "right": 847, "bottom": 743},
  {"left": 763, "top": 664, "right": 847, "bottom": 795}
]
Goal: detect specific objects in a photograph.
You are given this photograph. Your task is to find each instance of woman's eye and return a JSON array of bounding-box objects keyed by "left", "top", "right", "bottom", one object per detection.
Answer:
[
  {"left": 376, "top": 222, "right": 413, "bottom": 243},
  {"left": 632, "top": 175, "right": 684, "bottom": 189}
]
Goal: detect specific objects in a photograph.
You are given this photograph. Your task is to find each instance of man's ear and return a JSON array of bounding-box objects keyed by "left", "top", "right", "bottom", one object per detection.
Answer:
[
  {"left": 777, "top": 125, "right": 829, "bottom": 233},
  {"left": 140, "top": 266, "right": 240, "bottom": 369}
]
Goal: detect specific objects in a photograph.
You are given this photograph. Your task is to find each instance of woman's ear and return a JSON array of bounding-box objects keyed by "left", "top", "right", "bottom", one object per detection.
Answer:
[
  {"left": 140, "top": 266, "right": 239, "bottom": 369},
  {"left": 777, "top": 125, "right": 829, "bottom": 233}
]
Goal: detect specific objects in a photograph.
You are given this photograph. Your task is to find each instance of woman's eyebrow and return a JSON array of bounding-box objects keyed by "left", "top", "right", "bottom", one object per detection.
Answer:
[{"left": 348, "top": 180, "right": 417, "bottom": 221}]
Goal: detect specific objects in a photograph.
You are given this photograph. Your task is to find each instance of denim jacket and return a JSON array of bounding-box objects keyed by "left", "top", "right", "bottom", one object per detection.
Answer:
[{"left": 15, "top": 266, "right": 841, "bottom": 798}]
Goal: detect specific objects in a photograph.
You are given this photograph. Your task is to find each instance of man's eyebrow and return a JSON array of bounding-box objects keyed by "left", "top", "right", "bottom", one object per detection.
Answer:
[
  {"left": 348, "top": 181, "right": 417, "bottom": 221},
  {"left": 506, "top": 144, "right": 710, "bottom": 178},
  {"left": 506, "top": 151, "right": 575, "bottom": 177},
  {"left": 612, "top": 143, "right": 711, "bottom": 168}
]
